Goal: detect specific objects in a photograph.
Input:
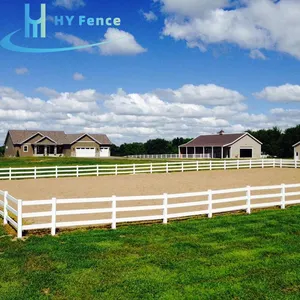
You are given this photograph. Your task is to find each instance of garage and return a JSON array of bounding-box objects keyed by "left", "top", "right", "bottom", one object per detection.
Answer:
[
  {"left": 240, "top": 148, "right": 252, "bottom": 158},
  {"left": 100, "top": 147, "right": 110, "bottom": 157},
  {"left": 75, "top": 147, "right": 96, "bottom": 158}
]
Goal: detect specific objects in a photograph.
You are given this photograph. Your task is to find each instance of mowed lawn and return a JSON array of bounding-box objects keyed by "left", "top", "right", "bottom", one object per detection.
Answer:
[
  {"left": 1, "top": 207, "right": 300, "bottom": 299},
  {"left": 0, "top": 157, "right": 172, "bottom": 169}
]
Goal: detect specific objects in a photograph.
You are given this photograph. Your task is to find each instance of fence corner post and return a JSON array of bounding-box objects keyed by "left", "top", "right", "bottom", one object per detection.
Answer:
[
  {"left": 51, "top": 197, "right": 57, "bottom": 236},
  {"left": 17, "top": 199, "right": 23, "bottom": 239},
  {"left": 111, "top": 195, "right": 117, "bottom": 230},
  {"left": 281, "top": 184, "right": 286, "bottom": 210},
  {"left": 163, "top": 193, "right": 168, "bottom": 224},
  {"left": 246, "top": 186, "right": 251, "bottom": 214},
  {"left": 208, "top": 190, "right": 213, "bottom": 218},
  {"left": 3, "top": 191, "right": 8, "bottom": 225}
]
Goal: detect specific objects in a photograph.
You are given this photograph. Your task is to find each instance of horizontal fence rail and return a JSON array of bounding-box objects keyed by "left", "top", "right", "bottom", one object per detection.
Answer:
[
  {"left": 1, "top": 183, "right": 300, "bottom": 238},
  {"left": 127, "top": 154, "right": 212, "bottom": 159},
  {"left": 0, "top": 159, "right": 298, "bottom": 181}
]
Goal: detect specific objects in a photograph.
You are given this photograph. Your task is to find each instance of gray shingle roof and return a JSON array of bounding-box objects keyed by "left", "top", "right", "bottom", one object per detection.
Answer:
[{"left": 7, "top": 130, "right": 112, "bottom": 145}]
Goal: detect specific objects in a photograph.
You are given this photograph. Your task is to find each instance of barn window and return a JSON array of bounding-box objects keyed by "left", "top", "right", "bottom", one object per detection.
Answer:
[{"left": 23, "top": 145, "right": 28, "bottom": 152}]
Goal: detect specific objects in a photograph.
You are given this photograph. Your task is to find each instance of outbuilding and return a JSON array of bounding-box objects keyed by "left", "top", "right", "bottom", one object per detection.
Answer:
[
  {"left": 179, "top": 131, "right": 262, "bottom": 159},
  {"left": 293, "top": 142, "right": 300, "bottom": 161}
]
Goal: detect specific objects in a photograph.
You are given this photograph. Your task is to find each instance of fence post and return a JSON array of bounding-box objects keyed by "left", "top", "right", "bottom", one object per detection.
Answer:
[
  {"left": 246, "top": 186, "right": 251, "bottom": 214},
  {"left": 224, "top": 160, "right": 226, "bottom": 170},
  {"left": 262, "top": 159, "right": 264, "bottom": 169},
  {"left": 97, "top": 165, "right": 99, "bottom": 176},
  {"left": 281, "top": 184, "right": 286, "bottom": 209},
  {"left": 196, "top": 161, "right": 199, "bottom": 172},
  {"left": 111, "top": 195, "right": 117, "bottom": 230},
  {"left": 76, "top": 166, "right": 79, "bottom": 177},
  {"left": 150, "top": 163, "right": 153, "bottom": 174},
  {"left": 208, "top": 190, "right": 213, "bottom": 218},
  {"left": 181, "top": 161, "right": 184, "bottom": 172},
  {"left": 3, "top": 191, "right": 8, "bottom": 225},
  {"left": 295, "top": 160, "right": 297, "bottom": 169},
  {"left": 237, "top": 160, "right": 240, "bottom": 170},
  {"left": 209, "top": 161, "right": 212, "bottom": 171},
  {"left": 9, "top": 167, "right": 12, "bottom": 180},
  {"left": 34, "top": 167, "right": 37, "bottom": 179},
  {"left": 166, "top": 162, "right": 169, "bottom": 174},
  {"left": 163, "top": 193, "right": 168, "bottom": 224},
  {"left": 17, "top": 199, "right": 22, "bottom": 239},
  {"left": 51, "top": 197, "right": 57, "bottom": 236},
  {"left": 273, "top": 159, "right": 276, "bottom": 168},
  {"left": 249, "top": 159, "right": 252, "bottom": 169},
  {"left": 56, "top": 166, "right": 58, "bottom": 179},
  {"left": 115, "top": 165, "right": 118, "bottom": 176},
  {"left": 280, "top": 159, "right": 283, "bottom": 168},
  {"left": 133, "top": 164, "right": 136, "bottom": 175}
]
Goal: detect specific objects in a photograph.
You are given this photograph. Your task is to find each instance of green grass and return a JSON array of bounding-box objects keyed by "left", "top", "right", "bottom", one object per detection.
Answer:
[
  {"left": 1, "top": 207, "right": 300, "bottom": 299},
  {"left": 0, "top": 157, "right": 174, "bottom": 169}
]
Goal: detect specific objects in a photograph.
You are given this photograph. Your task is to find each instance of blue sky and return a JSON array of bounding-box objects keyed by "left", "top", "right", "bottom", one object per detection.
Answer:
[{"left": 0, "top": 0, "right": 299, "bottom": 145}]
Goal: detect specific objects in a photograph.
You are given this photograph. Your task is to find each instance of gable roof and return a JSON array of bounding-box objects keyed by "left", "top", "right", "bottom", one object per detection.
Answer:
[
  {"left": 180, "top": 132, "right": 262, "bottom": 147},
  {"left": 293, "top": 141, "right": 300, "bottom": 147},
  {"left": 66, "top": 133, "right": 112, "bottom": 145}
]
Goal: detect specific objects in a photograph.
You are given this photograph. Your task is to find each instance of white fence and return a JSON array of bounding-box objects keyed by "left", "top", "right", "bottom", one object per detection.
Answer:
[
  {"left": 127, "top": 154, "right": 212, "bottom": 159},
  {"left": 1, "top": 183, "right": 300, "bottom": 238},
  {"left": 0, "top": 159, "right": 299, "bottom": 181}
]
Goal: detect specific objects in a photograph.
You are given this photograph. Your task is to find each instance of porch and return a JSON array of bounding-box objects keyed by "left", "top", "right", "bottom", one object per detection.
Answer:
[
  {"left": 179, "top": 146, "right": 231, "bottom": 159},
  {"left": 33, "top": 145, "right": 64, "bottom": 157}
]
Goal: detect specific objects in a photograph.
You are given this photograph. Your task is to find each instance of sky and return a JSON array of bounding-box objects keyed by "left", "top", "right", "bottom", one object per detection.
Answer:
[{"left": 0, "top": 0, "right": 299, "bottom": 145}]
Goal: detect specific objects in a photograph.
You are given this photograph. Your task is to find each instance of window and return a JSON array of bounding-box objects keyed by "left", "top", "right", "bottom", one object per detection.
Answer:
[{"left": 23, "top": 145, "right": 28, "bottom": 152}]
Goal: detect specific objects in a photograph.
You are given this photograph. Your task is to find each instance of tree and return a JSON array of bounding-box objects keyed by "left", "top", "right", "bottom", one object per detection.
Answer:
[{"left": 144, "top": 139, "right": 172, "bottom": 154}]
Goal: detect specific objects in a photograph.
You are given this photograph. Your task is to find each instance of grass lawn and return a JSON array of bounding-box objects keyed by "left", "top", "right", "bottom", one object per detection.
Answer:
[
  {"left": 0, "top": 157, "right": 174, "bottom": 169},
  {"left": 1, "top": 207, "right": 300, "bottom": 299}
]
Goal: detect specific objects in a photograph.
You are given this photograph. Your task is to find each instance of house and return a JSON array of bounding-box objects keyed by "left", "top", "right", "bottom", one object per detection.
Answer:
[
  {"left": 293, "top": 141, "right": 300, "bottom": 161},
  {"left": 4, "top": 130, "right": 113, "bottom": 158},
  {"left": 179, "top": 131, "right": 262, "bottom": 159}
]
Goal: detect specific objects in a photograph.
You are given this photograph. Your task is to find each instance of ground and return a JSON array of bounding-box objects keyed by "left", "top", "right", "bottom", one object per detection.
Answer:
[
  {"left": 0, "top": 168, "right": 299, "bottom": 227},
  {"left": 1, "top": 206, "right": 300, "bottom": 299}
]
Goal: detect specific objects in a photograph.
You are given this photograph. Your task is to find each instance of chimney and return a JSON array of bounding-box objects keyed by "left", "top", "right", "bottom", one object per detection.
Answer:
[{"left": 218, "top": 130, "right": 224, "bottom": 135}]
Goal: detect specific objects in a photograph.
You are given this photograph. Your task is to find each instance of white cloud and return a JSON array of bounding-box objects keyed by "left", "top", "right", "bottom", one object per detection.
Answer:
[
  {"left": 158, "top": 0, "right": 300, "bottom": 60},
  {"left": 15, "top": 68, "right": 29, "bottom": 75},
  {"left": 249, "top": 49, "right": 266, "bottom": 60},
  {"left": 53, "top": 0, "right": 85, "bottom": 10},
  {"left": 142, "top": 11, "right": 158, "bottom": 22},
  {"left": 55, "top": 32, "right": 94, "bottom": 53},
  {"left": 254, "top": 84, "right": 300, "bottom": 102},
  {"left": 73, "top": 72, "right": 85, "bottom": 81},
  {"left": 0, "top": 84, "right": 294, "bottom": 145},
  {"left": 55, "top": 29, "right": 146, "bottom": 56},
  {"left": 99, "top": 28, "right": 147, "bottom": 56}
]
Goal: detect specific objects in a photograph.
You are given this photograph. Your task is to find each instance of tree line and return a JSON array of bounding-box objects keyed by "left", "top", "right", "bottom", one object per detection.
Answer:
[
  {"left": 111, "top": 125, "right": 300, "bottom": 158},
  {"left": 248, "top": 125, "right": 300, "bottom": 158}
]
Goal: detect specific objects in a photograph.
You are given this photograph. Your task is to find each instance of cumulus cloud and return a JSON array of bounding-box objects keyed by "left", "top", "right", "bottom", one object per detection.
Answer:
[
  {"left": 254, "top": 84, "right": 300, "bottom": 102},
  {"left": 158, "top": 0, "right": 300, "bottom": 59},
  {"left": 73, "top": 72, "right": 85, "bottom": 81},
  {"left": 53, "top": 0, "right": 85, "bottom": 10},
  {"left": 99, "top": 28, "right": 147, "bottom": 56},
  {"left": 142, "top": 11, "right": 158, "bottom": 22},
  {"left": 55, "top": 32, "right": 93, "bottom": 53},
  {"left": 15, "top": 68, "right": 29, "bottom": 75},
  {"left": 0, "top": 84, "right": 294, "bottom": 145}
]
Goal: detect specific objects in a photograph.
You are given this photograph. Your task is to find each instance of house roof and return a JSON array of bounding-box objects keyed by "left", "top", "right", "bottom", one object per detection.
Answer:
[
  {"left": 7, "top": 130, "right": 69, "bottom": 145},
  {"left": 66, "top": 133, "right": 112, "bottom": 145},
  {"left": 179, "top": 132, "right": 262, "bottom": 147},
  {"left": 6, "top": 130, "right": 112, "bottom": 145},
  {"left": 293, "top": 141, "right": 300, "bottom": 147}
]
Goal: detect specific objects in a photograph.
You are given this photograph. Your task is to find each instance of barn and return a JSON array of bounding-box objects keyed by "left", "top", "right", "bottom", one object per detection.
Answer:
[
  {"left": 179, "top": 131, "right": 262, "bottom": 159},
  {"left": 294, "top": 142, "right": 300, "bottom": 161}
]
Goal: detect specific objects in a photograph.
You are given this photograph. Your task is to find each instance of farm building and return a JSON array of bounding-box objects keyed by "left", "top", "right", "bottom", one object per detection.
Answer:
[
  {"left": 179, "top": 131, "right": 262, "bottom": 159},
  {"left": 294, "top": 142, "right": 300, "bottom": 161},
  {"left": 4, "top": 130, "right": 112, "bottom": 158}
]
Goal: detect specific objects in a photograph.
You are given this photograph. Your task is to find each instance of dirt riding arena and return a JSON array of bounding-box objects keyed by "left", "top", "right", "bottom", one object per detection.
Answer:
[{"left": 0, "top": 168, "right": 299, "bottom": 227}]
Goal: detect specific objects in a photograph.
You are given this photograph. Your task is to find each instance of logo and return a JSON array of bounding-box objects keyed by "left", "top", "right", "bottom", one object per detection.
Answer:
[
  {"left": 1, "top": 3, "right": 122, "bottom": 53},
  {"left": 25, "top": 4, "right": 46, "bottom": 38}
]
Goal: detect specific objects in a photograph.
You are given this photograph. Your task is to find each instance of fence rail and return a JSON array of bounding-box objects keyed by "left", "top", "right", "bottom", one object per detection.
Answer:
[
  {"left": 1, "top": 183, "right": 300, "bottom": 238},
  {"left": 0, "top": 159, "right": 298, "bottom": 181},
  {"left": 127, "top": 154, "right": 212, "bottom": 159}
]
